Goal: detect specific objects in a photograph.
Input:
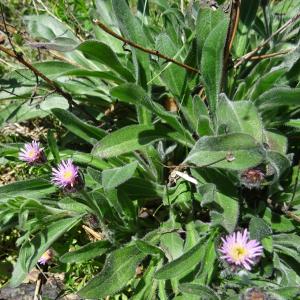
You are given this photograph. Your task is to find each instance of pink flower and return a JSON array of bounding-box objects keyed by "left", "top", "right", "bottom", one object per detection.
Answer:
[
  {"left": 219, "top": 229, "right": 263, "bottom": 270},
  {"left": 19, "top": 141, "right": 46, "bottom": 164},
  {"left": 51, "top": 159, "right": 82, "bottom": 191},
  {"left": 38, "top": 249, "right": 53, "bottom": 265}
]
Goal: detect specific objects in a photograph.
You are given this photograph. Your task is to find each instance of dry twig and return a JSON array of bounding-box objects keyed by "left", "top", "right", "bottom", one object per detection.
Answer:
[
  {"left": 234, "top": 11, "right": 300, "bottom": 68},
  {"left": 93, "top": 19, "right": 200, "bottom": 74}
]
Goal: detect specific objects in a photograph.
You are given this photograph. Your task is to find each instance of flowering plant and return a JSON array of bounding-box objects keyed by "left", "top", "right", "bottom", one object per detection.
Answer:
[{"left": 0, "top": 0, "right": 300, "bottom": 299}]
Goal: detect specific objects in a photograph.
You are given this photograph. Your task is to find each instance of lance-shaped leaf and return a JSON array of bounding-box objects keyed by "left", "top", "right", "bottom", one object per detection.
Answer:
[
  {"left": 249, "top": 217, "right": 272, "bottom": 241},
  {"left": 266, "top": 151, "right": 291, "bottom": 181},
  {"left": 93, "top": 124, "right": 179, "bottom": 158},
  {"left": 102, "top": 161, "right": 138, "bottom": 190},
  {"left": 52, "top": 108, "right": 106, "bottom": 144},
  {"left": 256, "top": 87, "right": 300, "bottom": 109},
  {"left": 0, "top": 178, "right": 55, "bottom": 201},
  {"left": 196, "top": 8, "right": 226, "bottom": 63},
  {"left": 110, "top": 83, "right": 194, "bottom": 144},
  {"left": 155, "top": 33, "right": 186, "bottom": 98},
  {"left": 201, "top": 18, "right": 229, "bottom": 119},
  {"left": 185, "top": 133, "right": 265, "bottom": 171},
  {"left": 76, "top": 40, "right": 134, "bottom": 81},
  {"left": 216, "top": 94, "right": 264, "bottom": 142},
  {"left": 154, "top": 235, "right": 207, "bottom": 280},
  {"left": 236, "top": 0, "right": 260, "bottom": 56},
  {"left": 179, "top": 283, "right": 219, "bottom": 300},
  {"left": 78, "top": 245, "right": 145, "bottom": 298},
  {"left": 112, "top": 0, "right": 150, "bottom": 87},
  {"left": 60, "top": 240, "right": 111, "bottom": 263},
  {"left": 199, "top": 184, "right": 239, "bottom": 233},
  {"left": 9, "top": 216, "right": 81, "bottom": 287},
  {"left": 20, "top": 217, "right": 81, "bottom": 273}
]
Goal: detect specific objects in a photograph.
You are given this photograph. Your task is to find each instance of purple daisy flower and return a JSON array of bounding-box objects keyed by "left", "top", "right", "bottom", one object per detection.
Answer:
[
  {"left": 219, "top": 229, "right": 263, "bottom": 271},
  {"left": 19, "top": 141, "right": 46, "bottom": 164},
  {"left": 38, "top": 249, "right": 53, "bottom": 265},
  {"left": 51, "top": 159, "right": 83, "bottom": 192}
]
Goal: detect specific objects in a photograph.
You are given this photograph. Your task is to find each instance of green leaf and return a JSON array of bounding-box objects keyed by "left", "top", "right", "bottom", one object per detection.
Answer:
[
  {"left": 76, "top": 40, "right": 134, "bottom": 81},
  {"left": 6, "top": 102, "right": 49, "bottom": 123},
  {"left": 78, "top": 245, "right": 145, "bottom": 298},
  {"left": 0, "top": 178, "right": 55, "bottom": 201},
  {"left": 120, "top": 177, "right": 163, "bottom": 200},
  {"left": 256, "top": 87, "right": 300, "bottom": 109},
  {"left": 59, "top": 150, "right": 111, "bottom": 170},
  {"left": 131, "top": 259, "right": 158, "bottom": 300},
  {"left": 196, "top": 231, "right": 218, "bottom": 284},
  {"left": 52, "top": 108, "right": 106, "bottom": 144},
  {"left": 58, "top": 197, "right": 90, "bottom": 214},
  {"left": 20, "top": 216, "right": 80, "bottom": 273},
  {"left": 159, "top": 230, "right": 184, "bottom": 261},
  {"left": 273, "top": 253, "right": 300, "bottom": 286},
  {"left": 40, "top": 95, "right": 69, "bottom": 111},
  {"left": 102, "top": 161, "right": 138, "bottom": 190},
  {"left": 110, "top": 83, "right": 193, "bottom": 144},
  {"left": 263, "top": 208, "right": 295, "bottom": 232},
  {"left": 9, "top": 259, "right": 27, "bottom": 288},
  {"left": 179, "top": 283, "right": 219, "bottom": 300},
  {"left": 47, "top": 129, "right": 60, "bottom": 163},
  {"left": 273, "top": 234, "right": 300, "bottom": 264},
  {"left": 61, "top": 69, "right": 125, "bottom": 84},
  {"left": 60, "top": 240, "right": 111, "bottom": 263},
  {"left": 216, "top": 94, "right": 264, "bottom": 142},
  {"left": 199, "top": 184, "right": 239, "bottom": 233},
  {"left": 135, "top": 240, "right": 164, "bottom": 257},
  {"left": 28, "top": 37, "right": 78, "bottom": 52},
  {"left": 286, "top": 119, "right": 300, "bottom": 129},
  {"left": 23, "top": 15, "right": 94, "bottom": 68},
  {"left": 112, "top": 0, "right": 150, "bottom": 87},
  {"left": 267, "top": 151, "right": 291, "bottom": 181},
  {"left": 265, "top": 131, "right": 288, "bottom": 154},
  {"left": 273, "top": 234, "right": 300, "bottom": 252},
  {"left": 155, "top": 33, "right": 186, "bottom": 98},
  {"left": 92, "top": 124, "right": 167, "bottom": 158},
  {"left": 185, "top": 133, "right": 265, "bottom": 171},
  {"left": 196, "top": 8, "right": 226, "bottom": 64},
  {"left": 249, "top": 217, "right": 272, "bottom": 241},
  {"left": 236, "top": 0, "right": 260, "bottom": 56},
  {"left": 154, "top": 236, "right": 206, "bottom": 280},
  {"left": 35, "top": 61, "right": 77, "bottom": 79},
  {"left": 24, "top": 15, "right": 77, "bottom": 41},
  {"left": 201, "top": 18, "right": 229, "bottom": 120},
  {"left": 249, "top": 68, "right": 287, "bottom": 100},
  {"left": 270, "top": 287, "right": 300, "bottom": 300},
  {"left": 105, "top": 189, "right": 136, "bottom": 221}
]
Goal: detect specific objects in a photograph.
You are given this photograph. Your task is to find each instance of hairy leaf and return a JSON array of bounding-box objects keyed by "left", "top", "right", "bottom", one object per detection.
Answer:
[
  {"left": 78, "top": 245, "right": 145, "bottom": 298},
  {"left": 201, "top": 18, "right": 229, "bottom": 120},
  {"left": 185, "top": 133, "right": 265, "bottom": 170},
  {"left": 60, "top": 240, "right": 111, "bottom": 263}
]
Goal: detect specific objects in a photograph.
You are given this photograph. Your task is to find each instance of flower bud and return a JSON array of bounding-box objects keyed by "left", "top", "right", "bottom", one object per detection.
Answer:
[{"left": 240, "top": 168, "right": 265, "bottom": 189}]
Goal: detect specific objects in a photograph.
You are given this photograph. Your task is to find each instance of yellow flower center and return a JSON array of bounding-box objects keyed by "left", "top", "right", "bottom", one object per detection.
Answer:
[
  {"left": 28, "top": 149, "right": 36, "bottom": 158},
  {"left": 63, "top": 170, "right": 73, "bottom": 181},
  {"left": 230, "top": 245, "right": 248, "bottom": 261}
]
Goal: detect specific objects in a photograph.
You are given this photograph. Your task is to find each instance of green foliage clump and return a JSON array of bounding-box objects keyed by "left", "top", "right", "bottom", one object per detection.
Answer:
[{"left": 0, "top": 0, "right": 300, "bottom": 299}]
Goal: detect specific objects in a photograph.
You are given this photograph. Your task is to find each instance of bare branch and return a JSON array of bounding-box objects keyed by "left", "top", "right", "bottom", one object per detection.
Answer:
[
  {"left": 93, "top": 19, "right": 200, "bottom": 74},
  {"left": 234, "top": 11, "right": 300, "bottom": 68},
  {"left": 0, "top": 44, "right": 98, "bottom": 122}
]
